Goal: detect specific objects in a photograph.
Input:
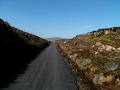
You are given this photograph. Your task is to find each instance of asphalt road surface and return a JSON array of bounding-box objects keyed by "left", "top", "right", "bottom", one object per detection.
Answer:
[{"left": 2, "top": 44, "right": 78, "bottom": 90}]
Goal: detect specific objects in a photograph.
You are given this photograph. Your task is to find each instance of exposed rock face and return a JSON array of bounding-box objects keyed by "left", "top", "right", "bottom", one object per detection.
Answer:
[{"left": 57, "top": 27, "right": 120, "bottom": 90}]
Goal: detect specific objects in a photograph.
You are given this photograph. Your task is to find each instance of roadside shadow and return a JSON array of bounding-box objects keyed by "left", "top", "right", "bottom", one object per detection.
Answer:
[
  {"left": 0, "top": 45, "right": 43, "bottom": 89},
  {"left": 0, "top": 23, "right": 49, "bottom": 89}
]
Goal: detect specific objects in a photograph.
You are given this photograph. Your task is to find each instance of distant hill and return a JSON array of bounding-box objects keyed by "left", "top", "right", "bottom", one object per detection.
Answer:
[
  {"left": 46, "top": 37, "right": 63, "bottom": 41},
  {"left": 0, "top": 18, "right": 49, "bottom": 88}
]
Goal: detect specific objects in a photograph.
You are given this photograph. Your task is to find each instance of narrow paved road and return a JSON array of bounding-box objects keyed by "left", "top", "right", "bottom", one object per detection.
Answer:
[{"left": 2, "top": 44, "right": 78, "bottom": 90}]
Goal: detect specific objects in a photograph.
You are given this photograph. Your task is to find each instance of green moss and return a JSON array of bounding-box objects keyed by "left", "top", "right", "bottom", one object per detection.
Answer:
[
  {"left": 77, "top": 49, "right": 93, "bottom": 58},
  {"left": 95, "top": 55, "right": 109, "bottom": 62},
  {"left": 92, "top": 55, "right": 112, "bottom": 72}
]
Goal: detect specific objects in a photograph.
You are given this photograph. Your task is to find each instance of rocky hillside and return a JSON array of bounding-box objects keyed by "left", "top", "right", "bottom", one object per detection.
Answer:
[
  {"left": 0, "top": 19, "right": 49, "bottom": 88},
  {"left": 57, "top": 27, "right": 120, "bottom": 90},
  {"left": 74, "top": 27, "right": 120, "bottom": 47}
]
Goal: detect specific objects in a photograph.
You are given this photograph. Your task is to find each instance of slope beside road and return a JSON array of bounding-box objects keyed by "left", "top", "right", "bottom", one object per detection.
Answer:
[{"left": 2, "top": 44, "right": 78, "bottom": 90}]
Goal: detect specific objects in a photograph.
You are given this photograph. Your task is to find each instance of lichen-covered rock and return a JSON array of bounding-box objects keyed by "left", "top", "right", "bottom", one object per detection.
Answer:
[
  {"left": 93, "top": 73, "right": 106, "bottom": 85},
  {"left": 117, "top": 48, "right": 120, "bottom": 51}
]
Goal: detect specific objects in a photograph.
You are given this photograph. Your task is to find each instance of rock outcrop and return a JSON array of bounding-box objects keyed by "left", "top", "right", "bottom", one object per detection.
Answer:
[{"left": 87, "top": 27, "right": 120, "bottom": 38}]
